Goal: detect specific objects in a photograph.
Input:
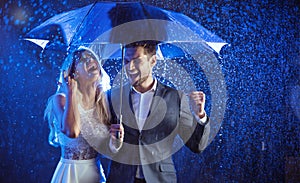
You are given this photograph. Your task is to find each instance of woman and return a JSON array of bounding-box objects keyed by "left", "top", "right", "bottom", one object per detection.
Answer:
[{"left": 44, "top": 46, "right": 123, "bottom": 183}]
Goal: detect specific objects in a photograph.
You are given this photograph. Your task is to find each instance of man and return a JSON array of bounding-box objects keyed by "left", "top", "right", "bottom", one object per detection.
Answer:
[{"left": 108, "top": 41, "right": 210, "bottom": 183}]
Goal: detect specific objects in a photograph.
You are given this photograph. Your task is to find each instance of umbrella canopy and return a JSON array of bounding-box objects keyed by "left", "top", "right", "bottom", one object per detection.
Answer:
[{"left": 25, "top": 2, "right": 227, "bottom": 53}]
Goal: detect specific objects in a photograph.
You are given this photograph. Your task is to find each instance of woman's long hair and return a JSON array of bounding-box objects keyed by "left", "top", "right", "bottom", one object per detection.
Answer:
[{"left": 44, "top": 46, "right": 111, "bottom": 147}]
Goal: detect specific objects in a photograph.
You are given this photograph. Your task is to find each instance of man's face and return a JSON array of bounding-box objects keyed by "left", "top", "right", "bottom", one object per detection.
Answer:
[{"left": 124, "top": 46, "right": 154, "bottom": 87}]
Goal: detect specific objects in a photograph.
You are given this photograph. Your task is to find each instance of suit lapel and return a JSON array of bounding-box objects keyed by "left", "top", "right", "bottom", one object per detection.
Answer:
[
  {"left": 122, "top": 84, "right": 139, "bottom": 130},
  {"left": 142, "top": 82, "right": 166, "bottom": 131},
  {"left": 111, "top": 84, "right": 139, "bottom": 130}
]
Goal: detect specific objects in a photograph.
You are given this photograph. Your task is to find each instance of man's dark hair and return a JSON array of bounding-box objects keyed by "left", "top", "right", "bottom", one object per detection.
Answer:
[{"left": 125, "top": 40, "right": 160, "bottom": 56}]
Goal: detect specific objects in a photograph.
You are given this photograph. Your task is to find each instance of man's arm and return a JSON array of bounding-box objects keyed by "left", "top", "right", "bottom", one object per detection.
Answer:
[{"left": 178, "top": 91, "right": 210, "bottom": 153}]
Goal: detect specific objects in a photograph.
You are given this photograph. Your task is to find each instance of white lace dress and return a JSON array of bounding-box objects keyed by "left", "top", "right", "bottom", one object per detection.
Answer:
[{"left": 51, "top": 104, "right": 110, "bottom": 183}]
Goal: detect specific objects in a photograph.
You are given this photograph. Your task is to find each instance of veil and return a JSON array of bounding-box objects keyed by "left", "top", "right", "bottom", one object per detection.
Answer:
[
  {"left": 56, "top": 45, "right": 111, "bottom": 93},
  {"left": 46, "top": 45, "right": 111, "bottom": 147}
]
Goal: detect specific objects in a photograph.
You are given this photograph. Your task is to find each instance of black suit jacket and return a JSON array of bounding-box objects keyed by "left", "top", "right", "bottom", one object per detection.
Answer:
[{"left": 107, "top": 81, "right": 210, "bottom": 183}]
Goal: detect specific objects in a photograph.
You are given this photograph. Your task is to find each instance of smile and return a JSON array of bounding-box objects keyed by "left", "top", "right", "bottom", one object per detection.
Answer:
[{"left": 87, "top": 63, "right": 98, "bottom": 72}]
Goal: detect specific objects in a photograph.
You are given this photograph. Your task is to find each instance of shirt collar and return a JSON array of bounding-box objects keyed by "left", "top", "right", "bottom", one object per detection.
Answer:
[{"left": 131, "top": 78, "right": 157, "bottom": 94}]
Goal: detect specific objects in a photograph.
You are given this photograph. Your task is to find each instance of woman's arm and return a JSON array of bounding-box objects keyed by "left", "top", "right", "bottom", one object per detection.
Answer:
[{"left": 52, "top": 77, "right": 81, "bottom": 138}]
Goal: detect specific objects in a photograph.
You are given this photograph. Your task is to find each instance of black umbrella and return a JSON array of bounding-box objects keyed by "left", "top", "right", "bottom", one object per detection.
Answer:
[{"left": 25, "top": 2, "right": 226, "bottom": 52}]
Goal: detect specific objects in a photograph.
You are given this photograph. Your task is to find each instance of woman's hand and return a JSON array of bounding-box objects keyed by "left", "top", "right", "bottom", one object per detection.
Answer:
[{"left": 65, "top": 76, "right": 78, "bottom": 96}]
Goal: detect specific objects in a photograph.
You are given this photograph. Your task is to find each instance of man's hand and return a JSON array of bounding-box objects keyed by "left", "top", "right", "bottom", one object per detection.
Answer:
[
  {"left": 110, "top": 124, "right": 124, "bottom": 150},
  {"left": 189, "top": 91, "right": 206, "bottom": 119}
]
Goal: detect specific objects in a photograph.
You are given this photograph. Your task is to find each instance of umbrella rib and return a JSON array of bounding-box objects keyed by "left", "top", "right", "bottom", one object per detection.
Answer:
[{"left": 68, "top": 1, "right": 98, "bottom": 48}]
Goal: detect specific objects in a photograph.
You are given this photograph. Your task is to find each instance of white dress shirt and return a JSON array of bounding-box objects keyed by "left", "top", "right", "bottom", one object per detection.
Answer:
[{"left": 131, "top": 80, "right": 157, "bottom": 132}]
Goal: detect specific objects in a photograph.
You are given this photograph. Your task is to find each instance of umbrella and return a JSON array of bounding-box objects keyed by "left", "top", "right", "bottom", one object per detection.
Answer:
[
  {"left": 25, "top": 1, "right": 228, "bottom": 162},
  {"left": 25, "top": 2, "right": 226, "bottom": 53}
]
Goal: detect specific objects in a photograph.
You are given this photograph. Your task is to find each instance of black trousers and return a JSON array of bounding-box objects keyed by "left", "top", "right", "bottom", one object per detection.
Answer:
[{"left": 134, "top": 177, "right": 146, "bottom": 183}]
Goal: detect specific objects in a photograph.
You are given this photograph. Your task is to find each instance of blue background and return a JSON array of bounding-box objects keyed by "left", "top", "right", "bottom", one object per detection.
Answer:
[{"left": 1, "top": 0, "right": 299, "bottom": 182}]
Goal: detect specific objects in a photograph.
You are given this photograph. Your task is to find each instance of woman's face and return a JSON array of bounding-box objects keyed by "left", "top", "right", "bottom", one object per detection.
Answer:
[{"left": 75, "top": 50, "right": 101, "bottom": 83}]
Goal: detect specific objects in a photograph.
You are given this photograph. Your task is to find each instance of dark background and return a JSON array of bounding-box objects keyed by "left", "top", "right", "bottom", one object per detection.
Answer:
[{"left": 1, "top": 0, "right": 299, "bottom": 182}]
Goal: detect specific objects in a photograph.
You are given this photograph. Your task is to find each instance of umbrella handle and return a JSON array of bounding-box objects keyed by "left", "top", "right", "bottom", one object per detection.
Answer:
[{"left": 116, "top": 115, "right": 122, "bottom": 139}]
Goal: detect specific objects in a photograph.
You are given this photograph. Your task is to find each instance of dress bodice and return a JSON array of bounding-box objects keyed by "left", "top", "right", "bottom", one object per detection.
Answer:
[{"left": 54, "top": 105, "right": 110, "bottom": 160}]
